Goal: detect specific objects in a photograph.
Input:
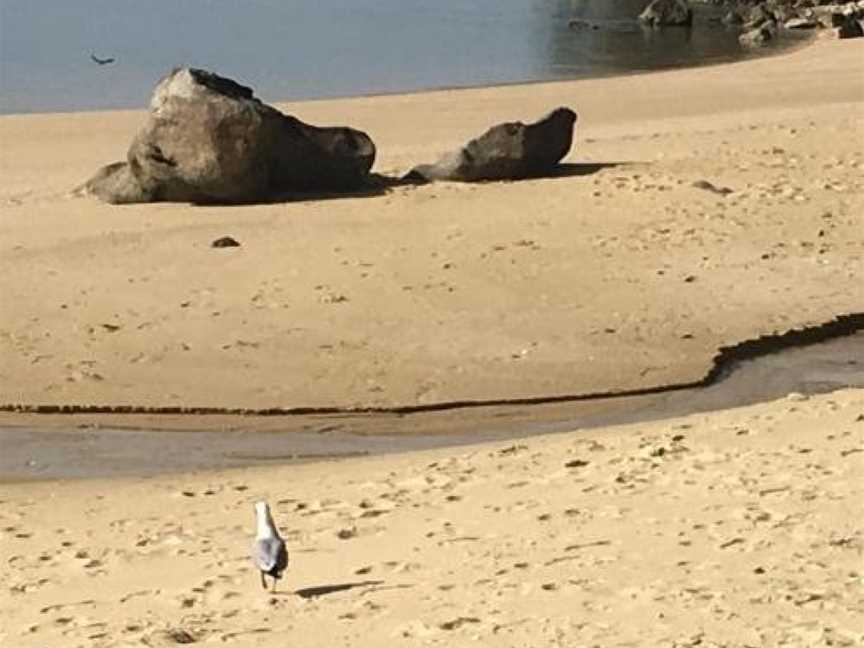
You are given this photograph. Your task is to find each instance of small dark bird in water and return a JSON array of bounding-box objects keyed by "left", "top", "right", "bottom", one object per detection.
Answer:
[
  {"left": 90, "top": 54, "right": 116, "bottom": 66},
  {"left": 251, "top": 501, "right": 289, "bottom": 592}
]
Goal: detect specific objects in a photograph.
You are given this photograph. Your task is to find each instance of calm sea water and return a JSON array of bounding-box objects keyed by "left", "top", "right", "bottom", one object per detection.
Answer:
[{"left": 0, "top": 0, "right": 789, "bottom": 114}]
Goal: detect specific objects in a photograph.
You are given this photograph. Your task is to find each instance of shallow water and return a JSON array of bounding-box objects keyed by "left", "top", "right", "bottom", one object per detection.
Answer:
[
  {"left": 2, "top": 332, "right": 861, "bottom": 481},
  {"left": 0, "top": 0, "right": 797, "bottom": 114}
]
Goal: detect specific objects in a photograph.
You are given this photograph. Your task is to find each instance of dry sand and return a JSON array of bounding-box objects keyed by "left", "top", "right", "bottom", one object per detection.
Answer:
[
  {"left": 1, "top": 389, "right": 862, "bottom": 647},
  {"left": 1, "top": 39, "right": 863, "bottom": 410}
]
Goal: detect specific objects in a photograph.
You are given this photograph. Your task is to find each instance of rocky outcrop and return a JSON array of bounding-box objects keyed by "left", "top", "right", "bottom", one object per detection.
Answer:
[
  {"left": 83, "top": 68, "right": 376, "bottom": 204},
  {"left": 639, "top": 0, "right": 694, "bottom": 27},
  {"left": 693, "top": 0, "right": 863, "bottom": 45},
  {"left": 406, "top": 108, "right": 577, "bottom": 182},
  {"left": 720, "top": 0, "right": 864, "bottom": 46}
]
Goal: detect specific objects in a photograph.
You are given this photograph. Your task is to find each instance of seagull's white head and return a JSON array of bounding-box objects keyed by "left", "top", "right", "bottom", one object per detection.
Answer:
[{"left": 254, "top": 501, "right": 277, "bottom": 538}]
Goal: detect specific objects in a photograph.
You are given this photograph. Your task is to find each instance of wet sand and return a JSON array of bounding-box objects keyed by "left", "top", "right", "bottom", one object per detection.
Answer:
[{"left": 2, "top": 332, "right": 861, "bottom": 481}]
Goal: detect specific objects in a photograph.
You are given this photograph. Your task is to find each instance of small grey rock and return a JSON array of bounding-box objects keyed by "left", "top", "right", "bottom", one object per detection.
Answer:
[
  {"left": 692, "top": 179, "right": 734, "bottom": 195},
  {"left": 739, "top": 22, "right": 777, "bottom": 47}
]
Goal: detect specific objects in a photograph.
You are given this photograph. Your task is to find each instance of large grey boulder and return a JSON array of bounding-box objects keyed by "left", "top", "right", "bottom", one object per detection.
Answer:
[
  {"left": 638, "top": 0, "right": 693, "bottom": 27},
  {"left": 407, "top": 107, "right": 577, "bottom": 182},
  {"left": 83, "top": 68, "right": 376, "bottom": 204}
]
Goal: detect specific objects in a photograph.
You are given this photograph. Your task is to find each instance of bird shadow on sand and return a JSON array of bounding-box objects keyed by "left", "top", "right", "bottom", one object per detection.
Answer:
[{"left": 294, "top": 580, "right": 385, "bottom": 599}]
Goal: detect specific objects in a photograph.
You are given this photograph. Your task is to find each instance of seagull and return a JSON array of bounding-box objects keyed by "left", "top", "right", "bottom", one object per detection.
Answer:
[
  {"left": 251, "top": 501, "right": 289, "bottom": 592},
  {"left": 90, "top": 54, "right": 116, "bottom": 66}
]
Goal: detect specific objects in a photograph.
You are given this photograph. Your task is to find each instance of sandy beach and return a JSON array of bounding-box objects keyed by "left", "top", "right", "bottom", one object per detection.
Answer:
[
  {"left": 1, "top": 38, "right": 863, "bottom": 411},
  {"left": 2, "top": 389, "right": 862, "bottom": 646},
  {"left": 1, "top": 35, "right": 863, "bottom": 647}
]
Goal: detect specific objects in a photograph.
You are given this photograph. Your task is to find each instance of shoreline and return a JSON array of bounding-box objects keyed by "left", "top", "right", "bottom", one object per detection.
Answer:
[
  {"left": 0, "top": 32, "right": 815, "bottom": 120},
  {"left": 1, "top": 311, "right": 861, "bottom": 417},
  {"left": 1, "top": 331, "right": 861, "bottom": 482},
  {"left": 271, "top": 29, "right": 815, "bottom": 114}
]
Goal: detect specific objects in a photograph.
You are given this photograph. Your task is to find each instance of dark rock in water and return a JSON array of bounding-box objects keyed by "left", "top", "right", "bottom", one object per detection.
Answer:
[
  {"left": 770, "top": 5, "right": 795, "bottom": 24},
  {"left": 83, "top": 68, "right": 376, "bottom": 204},
  {"left": 211, "top": 236, "right": 241, "bottom": 248},
  {"left": 739, "top": 21, "right": 778, "bottom": 46},
  {"left": 638, "top": 0, "right": 693, "bottom": 27},
  {"left": 721, "top": 9, "right": 744, "bottom": 26},
  {"left": 743, "top": 4, "right": 775, "bottom": 29},
  {"left": 814, "top": 5, "right": 864, "bottom": 28},
  {"left": 809, "top": 6, "right": 843, "bottom": 29},
  {"left": 831, "top": 11, "right": 851, "bottom": 28},
  {"left": 407, "top": 108, "right": 577, "bottom": 183},
  {"left": 838, "top": 17, "right": 864, "bottom": 38},
  {"left": 568, "top": 19, "right": 601, "bottom": 30}
]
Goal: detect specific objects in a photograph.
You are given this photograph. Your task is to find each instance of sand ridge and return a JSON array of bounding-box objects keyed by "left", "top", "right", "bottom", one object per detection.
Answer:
[
  {"left": 1, "top": 389, "right": 862, "bottom": 646},
  {"left": 1, "top": 39, "right": 863, "bottom": 410}
]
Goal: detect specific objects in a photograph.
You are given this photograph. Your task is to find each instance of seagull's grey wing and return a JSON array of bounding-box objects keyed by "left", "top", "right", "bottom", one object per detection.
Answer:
[
  {"left": 252, "top": 537, "right": 286, "bottom": 573},
  {"left": 274, "top": 539, "right": 288, "bottom": 574}
]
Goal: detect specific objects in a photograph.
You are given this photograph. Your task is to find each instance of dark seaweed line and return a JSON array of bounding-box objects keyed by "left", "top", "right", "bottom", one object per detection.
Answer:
[{"left": 2, "top": 313, "right": 862, "bottom": 417}]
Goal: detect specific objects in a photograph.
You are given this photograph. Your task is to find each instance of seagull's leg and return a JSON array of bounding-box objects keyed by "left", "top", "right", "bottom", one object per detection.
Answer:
[
  {"left": 271, "top": 577, "right": 278, "bottom": 594},
  {"left": 260, "top": 572, "right": 267, "bottom": 590}
]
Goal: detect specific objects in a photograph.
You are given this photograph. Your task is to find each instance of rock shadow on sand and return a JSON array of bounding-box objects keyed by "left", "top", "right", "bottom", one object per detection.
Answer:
[
  {"left": 112, "top": 162, "right": 626, "bottom": 207},
  {"left": 399, "top": 161, "right": 626, "bottom": 185},
  {"left": 261, "top": 161, "right": 628, "bottom": 203},
  {"left": 533, "top": 161, "right": 626, "bottom": 178}
]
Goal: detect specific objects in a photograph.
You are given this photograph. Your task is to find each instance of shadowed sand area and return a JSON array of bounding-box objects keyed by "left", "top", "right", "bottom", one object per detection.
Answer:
[{"left": 1, "top": 38, "right": 863, "bottom": 411}]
